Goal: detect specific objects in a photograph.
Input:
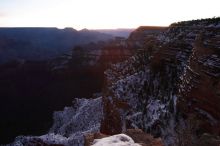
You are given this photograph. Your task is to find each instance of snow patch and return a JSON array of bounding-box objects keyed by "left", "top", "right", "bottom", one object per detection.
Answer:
[{"left": 91, "top": 134, "right": 141, "bottom": 146}]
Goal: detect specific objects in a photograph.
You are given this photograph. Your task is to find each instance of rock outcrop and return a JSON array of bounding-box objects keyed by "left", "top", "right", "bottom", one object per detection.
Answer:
[{"left": 8, "top": 97, "right": 103, "bottom": 146}]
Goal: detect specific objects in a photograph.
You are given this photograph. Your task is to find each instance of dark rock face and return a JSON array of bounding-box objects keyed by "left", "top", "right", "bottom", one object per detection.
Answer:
[
  {"left": 0, "top": 37, "right": 130, "bottom": 144},
  {"left": 11, "top": 137, "right": 64, "bottom": 146},
  {"left": 125, "top": 129, "right": 164, "bottom": 146},
  {"left": 84, "top": 133, "right": 108, "bottom": 146},
  {"left": 127, "top": 26, "right": 167, "bottom": 47},
  {"left": 197, "top": 133, "right": 220, "bottom": 146},
  {"left": 179, "top": 27, "right": 220, "bottom": 135},
  {"left": 99, "top": 18, "right": 220, "bottom": 145},
  {"left": 0, "top": 59, "right": 104, "bottom": 144}
]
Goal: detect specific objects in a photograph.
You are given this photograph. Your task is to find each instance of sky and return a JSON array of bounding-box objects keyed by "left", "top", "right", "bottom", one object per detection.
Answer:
[{"left": 0, "top": 0, "right": 219, "bottom": 30}]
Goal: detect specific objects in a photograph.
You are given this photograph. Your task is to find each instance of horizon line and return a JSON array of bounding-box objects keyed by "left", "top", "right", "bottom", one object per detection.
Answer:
[{"left": 0, "top": 25, "right": 169, "bottom": 31}]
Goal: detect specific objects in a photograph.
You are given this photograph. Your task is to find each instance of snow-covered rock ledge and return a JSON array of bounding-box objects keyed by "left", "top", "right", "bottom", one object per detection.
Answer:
[{"left": 7, "top": 97, "right": 103, "bottom": 146}]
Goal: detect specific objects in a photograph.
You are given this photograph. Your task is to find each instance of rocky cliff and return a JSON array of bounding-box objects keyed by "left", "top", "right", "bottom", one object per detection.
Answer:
[
  {"left": 100, "top": 17, "right": 220, "bottom": 145},
  {"left": 7, "top": 18, "right": 220, "bottom": 146},
  {"left": 178, "top": 24, "right": 220, "bottom": 135}
]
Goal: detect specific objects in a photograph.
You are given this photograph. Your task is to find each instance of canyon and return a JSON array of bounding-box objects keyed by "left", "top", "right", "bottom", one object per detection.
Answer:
[{"left": 1, "top": 17, "right": 220, "bottom": 146}]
